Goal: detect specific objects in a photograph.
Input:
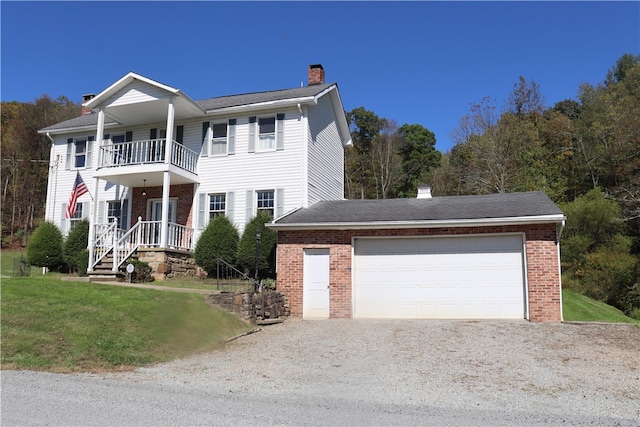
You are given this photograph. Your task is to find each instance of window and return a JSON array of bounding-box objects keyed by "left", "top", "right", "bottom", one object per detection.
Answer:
[
  {"left": 209, "top": 194, "right": 226, "bottom": 218},
  {"left": 75, "top": 140, "right": 87, "bottom": 168},
  {"left": 256, "top": 190, "right": 275, "bottom": 217},
  {"left": 107, "top": 201, "right": 122, "bottom": 227},
  {"left": 66, "top": 137, "right": 94, "bottom": 169},
  {"left": 258, "top": 117, "right": 276, "bottom": 151},
  {"left": 211, "top": 123, "right": 227, "bottom": 156},
  {"left": 70, "top": 203, "right": 84, "bottom": 230}
]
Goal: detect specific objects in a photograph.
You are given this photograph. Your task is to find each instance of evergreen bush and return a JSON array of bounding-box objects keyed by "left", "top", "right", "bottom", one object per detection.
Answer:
[
  {"left": 237, "top": 211, "right": 277, "bottom": 279},
  {"left": 63, "top": 220, "right": 89, "bottom": 273},
  {"left": 26, "top": 221, "right": 64, "bottom": 271},
  {"left": 194, "top": 215, "right": 240, "bottom": 276}
]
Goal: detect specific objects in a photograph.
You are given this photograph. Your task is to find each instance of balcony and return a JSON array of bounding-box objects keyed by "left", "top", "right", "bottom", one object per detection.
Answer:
[{"left": 95, "top": 139, "right": 199, "bottom": 186}]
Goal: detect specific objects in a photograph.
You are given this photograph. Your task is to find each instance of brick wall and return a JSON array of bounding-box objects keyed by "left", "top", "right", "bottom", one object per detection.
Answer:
[
  {"left": 276, "top": 224, "right": 562, "bottom": 322},
  {"left": 131, "top": 183, "right": 194, "bottom": 227}
]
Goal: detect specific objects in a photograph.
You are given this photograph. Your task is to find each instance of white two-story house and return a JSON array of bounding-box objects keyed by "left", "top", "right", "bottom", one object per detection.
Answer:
[{"left": 39, "top": 64, "right": 352, "bottom": 278}]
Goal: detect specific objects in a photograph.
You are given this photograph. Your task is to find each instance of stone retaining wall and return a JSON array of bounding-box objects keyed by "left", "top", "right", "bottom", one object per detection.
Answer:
[
  {"left": 207, "top": 291, "right": 290, "bottom": 323},
  {"left": 135, "top": 249, "right": 199, "bottom": 281}
]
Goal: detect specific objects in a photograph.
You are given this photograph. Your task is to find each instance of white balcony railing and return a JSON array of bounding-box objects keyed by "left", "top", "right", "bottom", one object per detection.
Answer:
[{"left": 98, "top": 139, "right": 198, "bottom": 174}]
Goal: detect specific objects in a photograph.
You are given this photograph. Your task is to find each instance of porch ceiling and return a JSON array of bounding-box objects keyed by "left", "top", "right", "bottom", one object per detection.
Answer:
[{"left": 103, "top": 98, "right": 204, "bottom": 127}]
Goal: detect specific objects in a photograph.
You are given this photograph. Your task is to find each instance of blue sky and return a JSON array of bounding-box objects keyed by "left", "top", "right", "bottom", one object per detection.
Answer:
[{"left": 1, "top": 1, "right": 638, "bottom": 152}]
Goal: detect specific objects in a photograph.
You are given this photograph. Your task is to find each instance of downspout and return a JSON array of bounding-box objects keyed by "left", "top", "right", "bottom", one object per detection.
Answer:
[
  {"left": 557, "top": 218, "right": 566, "bottom": 322},
  {"left": 45, "top": 133, "right": 57, "bottom": 221}
]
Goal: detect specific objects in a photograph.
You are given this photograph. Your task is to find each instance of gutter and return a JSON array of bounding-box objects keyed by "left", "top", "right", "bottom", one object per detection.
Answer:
[
  {"left": 204, "top": 96, "right": 317, "bottom": 116},
  {"left": 266, "top": 214, "right": 567, "bottom": 231}
]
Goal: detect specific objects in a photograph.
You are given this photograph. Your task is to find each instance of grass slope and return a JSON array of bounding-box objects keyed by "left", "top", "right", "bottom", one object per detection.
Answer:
[
  {"left": 1, "top": 276, "right": 253, "bottom": 372},
  {"left": 562, "top": 288, "right": 639, "bottom": 325}
]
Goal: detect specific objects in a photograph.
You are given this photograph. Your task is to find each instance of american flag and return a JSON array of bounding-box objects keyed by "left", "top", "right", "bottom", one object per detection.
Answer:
[{"left": 65, "top": 172, "right": 89, "bottom": 218}]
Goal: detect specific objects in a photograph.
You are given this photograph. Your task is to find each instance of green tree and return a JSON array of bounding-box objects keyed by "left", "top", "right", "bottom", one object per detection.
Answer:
[
  {"left": 194, "top": 215, "right": 240, "bottom": 276},
  {"left": 560, "top": 189, "right": 639, "bottom": 316},
  {"left": 26, "top": 221, "right": 64, "bottom": 270},
  {"left": 396, "top": 123, "right": 441, "bottom": 198},
  {"left": 1, "top": 95, "right": 80, "bottom": 244},
  {"left": 63, "top": 219, "right": 89, "bottom": 273},
  {"left": 237, "top": 212, "right": 277, "bottom": 279},
  {"left": 345, "top": 107, "right": 385, "bottom": 199}
]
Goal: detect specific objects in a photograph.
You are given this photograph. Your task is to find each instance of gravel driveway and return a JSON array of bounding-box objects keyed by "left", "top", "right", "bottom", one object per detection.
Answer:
[{"left": 3, "top": 319, "right": 639, "bottom": 426}]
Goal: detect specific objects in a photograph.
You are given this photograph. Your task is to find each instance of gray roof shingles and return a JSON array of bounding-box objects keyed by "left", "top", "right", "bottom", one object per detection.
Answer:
[
  {"left": 275, "top": 192, "right": 564, "bottom": 225},
  {"left": 40, "top": 83, "right": 335, "bottom": 132}
]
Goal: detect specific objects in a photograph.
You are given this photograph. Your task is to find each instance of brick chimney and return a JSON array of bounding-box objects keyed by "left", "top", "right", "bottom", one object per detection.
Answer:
[
  {"left": 81, "top": 94, "right": 95, "bottom": 115},
  {"left": 308, "top": 64, "right": 325, "bottom": 86}
]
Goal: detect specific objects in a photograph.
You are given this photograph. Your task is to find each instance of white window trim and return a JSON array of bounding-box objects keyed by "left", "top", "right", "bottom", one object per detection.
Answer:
[
  {"left": 210, "top": 122, "right": 228, "bottom": 157},
  {"left": 256, "top": 189, "right": 275, "bottom": 216},
  {"left": 256, "top": 116, "right": 277, "bottom": 153},
  {"left": 208, "top": 193, "right": 226, "bottom": 218},
  {"left": 66, "top": 136, "right": 94, "bottom": 170}
]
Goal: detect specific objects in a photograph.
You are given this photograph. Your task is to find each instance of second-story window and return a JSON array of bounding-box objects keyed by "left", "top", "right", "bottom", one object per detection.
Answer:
[
  {"left": 211, "top": 123, "right": 227, "bottom": 156},
  {"left": 66, "top": 136, "right": 93, "bottom": 170},
  {"left": 74, "top": 140, "right": 87, "bottom": 168},
  {"left": 258, "top": 117, "right": 276, "bottom": 151}
]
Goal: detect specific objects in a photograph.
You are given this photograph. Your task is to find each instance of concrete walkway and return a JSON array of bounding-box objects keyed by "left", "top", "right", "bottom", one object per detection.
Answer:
[{"left": 64, "top": 276, "right": 217, "bottom": 294}]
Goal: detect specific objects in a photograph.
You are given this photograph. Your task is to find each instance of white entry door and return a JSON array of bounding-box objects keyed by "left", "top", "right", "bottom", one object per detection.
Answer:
[
  {"left": 148, "top": 199, "right": 177, "bottom": 245},
  {"left": 303, "top": 248, "right": 330, "bottom": 319}
]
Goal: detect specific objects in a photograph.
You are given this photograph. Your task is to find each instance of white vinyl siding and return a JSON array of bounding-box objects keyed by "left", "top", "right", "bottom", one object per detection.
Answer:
[
  {"left": 307, "top": 95, "right": 345, "bottom": 204},
  {"left": 104, "top": 80, "right": 168, "bottom": 107},
  {"left": 196, "top": 111, "right": 302, "bottom": 233}
]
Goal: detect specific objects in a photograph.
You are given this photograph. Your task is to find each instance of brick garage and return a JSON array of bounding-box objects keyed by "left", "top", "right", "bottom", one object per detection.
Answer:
[{"left": 269, "top": 191, "right": 566, "bottom": 322}]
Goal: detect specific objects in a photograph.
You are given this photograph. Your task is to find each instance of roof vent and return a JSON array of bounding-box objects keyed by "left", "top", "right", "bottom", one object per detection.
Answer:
[{"left": 417, "top": 185, "right": 432, "bottom": 199}]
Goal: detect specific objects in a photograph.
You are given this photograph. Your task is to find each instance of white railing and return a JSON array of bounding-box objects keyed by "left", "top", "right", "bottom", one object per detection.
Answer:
[
  {"left": 97, "top": 139, "right": 199, "bottom": 174},
  {"left": 171, "top": 143, "right": 199, "bottom": 173},
  {"left": 92, "top": 219, "right": 195, "bottom": 271}
]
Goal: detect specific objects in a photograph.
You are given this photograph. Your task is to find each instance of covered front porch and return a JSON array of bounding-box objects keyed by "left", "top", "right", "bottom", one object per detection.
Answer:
[{"left": 83, "top": 72, "right": 204, "bottom": 276}]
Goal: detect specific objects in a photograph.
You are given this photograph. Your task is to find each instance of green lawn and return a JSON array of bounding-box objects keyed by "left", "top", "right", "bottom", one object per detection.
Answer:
[
  {"left": 562, "top": 288, "right": 640, "bottom": 325},
  {"left": 0, "top": 249, "right": 46, "bottom": 277},
  {"left": 1, "top": 275, "right": 253, "bottom": 372}
]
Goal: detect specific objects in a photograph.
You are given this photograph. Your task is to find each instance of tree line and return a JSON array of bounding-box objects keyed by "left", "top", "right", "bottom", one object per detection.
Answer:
[
  {"left": 344, "top": 53, "right": 640, "bottom": 317},
  {"left": 1, "top": 96, "right": 81, "bottom": 246}
]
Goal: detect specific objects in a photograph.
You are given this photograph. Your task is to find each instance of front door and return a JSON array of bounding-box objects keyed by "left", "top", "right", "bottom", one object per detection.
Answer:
[
  {"left": 148, "top": 199, "right": 177, "bottom": 245},
  {"left": 303, "top": 248, "right": 330, "bottom": 319}
]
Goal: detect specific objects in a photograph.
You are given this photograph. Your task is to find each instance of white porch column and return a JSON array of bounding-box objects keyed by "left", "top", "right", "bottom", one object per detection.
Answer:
[
  {"left": 87, "top": 108, "right": 105, "bottom": 270},
  {"left": 159, "top": 98, "right": 175, "bottom": 249},
  {"left": 164, "top": 97, "right": 175, "bottom": 165},
  {"left": 160, "top": 171, "right": 171, "bottom": 248}
]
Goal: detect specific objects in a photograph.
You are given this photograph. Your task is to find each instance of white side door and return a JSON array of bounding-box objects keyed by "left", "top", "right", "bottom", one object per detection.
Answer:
[{"left": 303, "top": 248, "right": 330, "bottom": 319}]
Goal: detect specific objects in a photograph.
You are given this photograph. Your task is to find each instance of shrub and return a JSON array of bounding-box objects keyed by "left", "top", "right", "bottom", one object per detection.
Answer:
[
  {"left": 77, "top": 249, "right": 90, "bottom": 277},
  {"left": 26, "top": 221, "right": 64, "bottom": 271},
  {"left": 194, "top": 216, "right": 240, "bottom": 276},
  {"left": 63, "top": 220, "right": 89, "bottom": 273},
  {"left": 237, "top": 211, "right": 277, "bottom": 279},
  {"left": 128, "top": 259, "right": 153, "bottom": 283}
]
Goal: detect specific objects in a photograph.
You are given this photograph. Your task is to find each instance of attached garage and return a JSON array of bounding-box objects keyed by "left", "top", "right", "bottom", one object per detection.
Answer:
[
  {"left": 353, "top": 235, "right": 526, "bottom": 319},
  {"left": 270, "top": 191, "right": 566, "bottom": 322}
]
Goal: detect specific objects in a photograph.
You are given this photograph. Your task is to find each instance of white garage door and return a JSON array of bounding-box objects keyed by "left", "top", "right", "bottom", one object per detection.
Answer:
[{"left": 354, "top": 235, "right": 526, "bottom": 319}]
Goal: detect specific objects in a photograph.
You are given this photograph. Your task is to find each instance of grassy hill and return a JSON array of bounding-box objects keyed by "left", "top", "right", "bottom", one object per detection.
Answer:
[
  {"left": 562, "top": 288, "right": 639, "bottom": 325},
  {"left": 1, "top": 276, "right": 253, "bottom": 372}
]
